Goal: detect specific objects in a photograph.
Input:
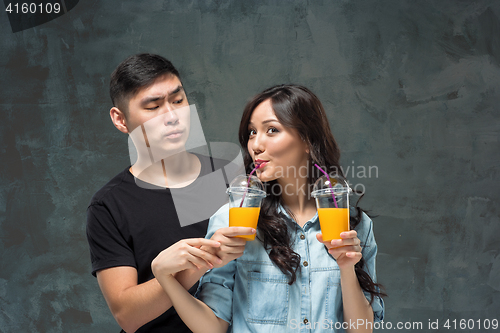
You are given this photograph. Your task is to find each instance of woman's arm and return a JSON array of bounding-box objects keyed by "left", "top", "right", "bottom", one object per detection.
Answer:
[
  {"left": 152, "top": 226, "right": 253, "bottom": 333},
  {"left": 317, "top": 231, "right": 374, "bottom": 333},
  {"left": 154, "top": 273, "right": 229, "bottom": 333},
  {"left": 339, "top": 265, "right": 374, "bottom": 333}
]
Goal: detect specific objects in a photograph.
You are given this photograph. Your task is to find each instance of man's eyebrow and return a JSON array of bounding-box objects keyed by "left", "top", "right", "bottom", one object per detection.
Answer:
[
  {"left": 169, "top": 85, "right": 184, "bottom": 95},
  {"left": 140, "top": 95, "right": 165, "bottom": 105},
  {"left": 139, "top": 85, "right": 184, "bottom": 105}
]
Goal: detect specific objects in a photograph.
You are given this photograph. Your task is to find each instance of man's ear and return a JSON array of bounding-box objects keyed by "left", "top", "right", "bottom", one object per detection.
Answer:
[{"left": 110, "top": 106, "right": 129, "bottom": 134}]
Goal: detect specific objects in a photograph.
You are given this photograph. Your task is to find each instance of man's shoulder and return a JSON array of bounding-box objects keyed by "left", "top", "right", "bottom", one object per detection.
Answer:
[
  {"left": 210, "top": 155, "right": 231, "bottom": 171},
  {"left": 195, "top": 153, "right": 231, "bottom": 174},
  {"left": 88, "top": 167, "right": 132, "bottom": 207}
]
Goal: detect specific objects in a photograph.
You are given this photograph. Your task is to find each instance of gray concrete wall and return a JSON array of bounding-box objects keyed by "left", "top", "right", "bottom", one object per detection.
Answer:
[{"left": 0, "top": 0, "right": 499, "bottom": 331}]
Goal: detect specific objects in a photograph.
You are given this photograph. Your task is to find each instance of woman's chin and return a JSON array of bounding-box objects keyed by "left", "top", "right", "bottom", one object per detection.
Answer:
[{"left": 256, "top": 171, "right": 277, "bottom": 183}]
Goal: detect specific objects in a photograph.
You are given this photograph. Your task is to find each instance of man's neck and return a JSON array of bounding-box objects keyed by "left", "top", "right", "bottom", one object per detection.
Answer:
[{"left": 130, "top": 151, "right": 202, "bottom": 188}]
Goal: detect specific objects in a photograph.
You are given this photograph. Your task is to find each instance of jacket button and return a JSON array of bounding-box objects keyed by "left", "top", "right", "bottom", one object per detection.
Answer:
[
  {"left": 303, "top": 261, "right": 308, "bottom": 267},
  {"left": 300, "top": 234, "right": 305, "bottom": 240},
  {"left": 304, "top": 318, "right": 309, "bottom": 324}
]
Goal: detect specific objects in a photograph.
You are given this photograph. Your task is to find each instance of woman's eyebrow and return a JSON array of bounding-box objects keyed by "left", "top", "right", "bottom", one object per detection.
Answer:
[
  {"left": 248, "top": 119, "right": 279, "bottom": 126},
  {"left": 261, "top": 119, "right": 279, "bottom": 124}
]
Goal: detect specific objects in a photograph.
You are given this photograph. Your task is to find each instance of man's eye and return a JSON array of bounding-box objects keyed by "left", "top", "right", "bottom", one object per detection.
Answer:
[
  {"left": 146, "top": 106, "right": 159, "bottom": 110},
  {"left": 173, "top": 98, "right": 184, "bottom": 104},
  {"left": 267, "top": 127, "right": 279, "bottom": 134}
]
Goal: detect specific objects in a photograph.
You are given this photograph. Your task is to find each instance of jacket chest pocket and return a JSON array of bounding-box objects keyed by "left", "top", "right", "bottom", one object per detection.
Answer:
[
  {"left": 325, "top": 272, "right": 342, "bottom": 320},
  {"left": 246, "top": 271, "right": 289, "bottom": 325}
]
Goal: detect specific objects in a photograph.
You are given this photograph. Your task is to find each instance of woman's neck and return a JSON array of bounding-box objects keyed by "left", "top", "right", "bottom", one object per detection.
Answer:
[{"left": 278, "top": 176, "right": 316, "bottom": 227}]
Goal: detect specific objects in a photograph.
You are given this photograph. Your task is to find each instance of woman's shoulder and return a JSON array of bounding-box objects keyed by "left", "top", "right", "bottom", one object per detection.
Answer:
[
  {"left": 206, "top": 203, "right": 230, "bottom": 238},
  {"left": 211, "top": 203, "right": 230, "bottom": 219},
  {"left": 352, "top": 208, "right": 375, "bottom": 244}
]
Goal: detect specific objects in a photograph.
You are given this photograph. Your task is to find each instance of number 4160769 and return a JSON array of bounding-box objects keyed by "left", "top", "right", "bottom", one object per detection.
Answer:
[{"left": 5, "top": 2, "right": 61, "bottom": 14}]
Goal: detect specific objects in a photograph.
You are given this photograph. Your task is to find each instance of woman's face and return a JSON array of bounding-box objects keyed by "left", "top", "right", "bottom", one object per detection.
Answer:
[{"left": 247, "top": 99, "right": 309, "bottom": 183}]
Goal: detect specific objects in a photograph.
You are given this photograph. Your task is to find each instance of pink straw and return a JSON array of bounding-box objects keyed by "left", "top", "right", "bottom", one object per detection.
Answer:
[
  {"left": 313, "top": 164, "right": 338, "bottom": 208},
  {"left": 239, "top": 164, "right": 262, "bottom": 207}
]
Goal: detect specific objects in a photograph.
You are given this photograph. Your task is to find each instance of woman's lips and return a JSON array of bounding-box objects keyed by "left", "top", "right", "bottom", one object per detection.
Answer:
[{"left": 255, "top": 161, "right": 268, "bottom": 168}]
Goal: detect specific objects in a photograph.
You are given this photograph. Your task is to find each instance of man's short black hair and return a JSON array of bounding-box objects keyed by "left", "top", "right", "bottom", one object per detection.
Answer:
[{"left": 110, "top": 53, "right": 181, "bottom": 111}]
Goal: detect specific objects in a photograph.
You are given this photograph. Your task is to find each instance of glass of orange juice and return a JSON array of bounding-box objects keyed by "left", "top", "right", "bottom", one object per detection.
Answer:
[
  {"left": 227, "top": 175, "right": 266, "bottom": 240},
  {"left": 311, "top": 175, "right": 351, "bottom": 242}
]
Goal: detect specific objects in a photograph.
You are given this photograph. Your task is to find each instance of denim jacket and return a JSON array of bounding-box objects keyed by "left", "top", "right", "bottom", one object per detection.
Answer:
[{"left": 197, "top": 204, "right": 384, "bottom": 332}]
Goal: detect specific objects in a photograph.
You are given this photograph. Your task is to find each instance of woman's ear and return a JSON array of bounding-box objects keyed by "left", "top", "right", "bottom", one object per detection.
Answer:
[{"left": 301, "top": 136, "right": 310, "bottom": 154}]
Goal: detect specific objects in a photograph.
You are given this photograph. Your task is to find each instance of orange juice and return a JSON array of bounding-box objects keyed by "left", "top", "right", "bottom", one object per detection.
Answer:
[
  {"left": 317, "top": 208, "right": 349, "bottom": 241},
  {"left": 229, "top": 207, "right": 260, "bottom": 240}
]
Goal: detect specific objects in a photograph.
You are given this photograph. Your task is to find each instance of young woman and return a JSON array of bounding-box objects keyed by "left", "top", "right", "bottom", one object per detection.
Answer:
[{"left": 152, "top": 84, "right": 385, "bottom": 333}]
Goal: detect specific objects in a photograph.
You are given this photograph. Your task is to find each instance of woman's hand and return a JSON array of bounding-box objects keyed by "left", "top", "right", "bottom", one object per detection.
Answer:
[
  {"left": 151, "top": 238, "right": 222, "bottom": 277},
  {"left": 202, "top": 227, "right": 255, "bottom": 268},
  {"left": 316, "top": 231, "right": 362, "bottom": 270}
]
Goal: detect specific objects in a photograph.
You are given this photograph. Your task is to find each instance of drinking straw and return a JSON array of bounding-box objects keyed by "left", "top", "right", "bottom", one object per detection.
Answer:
[
  {"left": 313, "top": 164, "right": 338, "bottom": 208},
  {"left": 239, "top": 164, "right": 261, "bottom": 207}
]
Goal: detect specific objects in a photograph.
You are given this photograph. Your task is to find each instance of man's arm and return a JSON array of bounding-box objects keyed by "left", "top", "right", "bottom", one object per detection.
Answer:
[
  {"left": 97, "top": 267, "right": 171, "bottom": 333},
  {"left": 97, "top": 226, "right": 256, "bottom": 333},
  {"left": 97, "top": 238, "right": 222, "bottom": 333}
]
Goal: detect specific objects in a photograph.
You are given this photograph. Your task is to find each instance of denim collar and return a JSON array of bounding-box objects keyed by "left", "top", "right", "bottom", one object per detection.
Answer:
[{"left": 277, "top": 204, "right": 319, "bottom": 231}]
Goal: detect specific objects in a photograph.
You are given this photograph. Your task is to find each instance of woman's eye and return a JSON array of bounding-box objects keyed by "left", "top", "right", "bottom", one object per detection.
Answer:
[
  {"left": 146, "top": 106, "right": 159, "bottom": 110},
  {"left": 267, "top": 127, "right": 279, "bottom": 134},
  {"left": 249, "top": 129, "right": 256, "bottom": 136}
]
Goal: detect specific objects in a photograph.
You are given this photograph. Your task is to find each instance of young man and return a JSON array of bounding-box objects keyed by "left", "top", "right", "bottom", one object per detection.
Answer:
[{"left": 86, "top": 54, "right": 254, "bottom": 332}]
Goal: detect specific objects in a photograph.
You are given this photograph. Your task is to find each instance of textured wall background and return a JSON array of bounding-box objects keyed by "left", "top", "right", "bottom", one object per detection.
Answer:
[{"left": 1, "top": 0, "right": 499, "bottom": 332}]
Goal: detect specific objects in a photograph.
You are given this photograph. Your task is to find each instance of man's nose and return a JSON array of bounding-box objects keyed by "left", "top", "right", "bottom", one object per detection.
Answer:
[{"left": 162, "top": 106, "right": 180, "bottom": 126}]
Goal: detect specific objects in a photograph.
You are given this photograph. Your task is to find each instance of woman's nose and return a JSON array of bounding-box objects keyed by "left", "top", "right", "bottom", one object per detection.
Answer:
[{"left": 251, "top": 134, "right": 265, "bottom": 155}]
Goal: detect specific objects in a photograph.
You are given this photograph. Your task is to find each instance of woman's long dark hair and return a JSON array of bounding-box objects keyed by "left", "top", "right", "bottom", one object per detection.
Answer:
[{"left": 238, "top": 84, "right": 386, "bottom": 303}]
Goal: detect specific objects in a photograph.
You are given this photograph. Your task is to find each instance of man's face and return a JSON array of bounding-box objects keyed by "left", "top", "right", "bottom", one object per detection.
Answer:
[{"left": 125, "top": 74, "right": 191, "bottom": 155}]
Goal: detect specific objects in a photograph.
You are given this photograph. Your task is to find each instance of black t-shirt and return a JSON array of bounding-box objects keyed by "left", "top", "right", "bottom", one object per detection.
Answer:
[{"left": 86, "top": 153, "right": 228, "bottom": 332}]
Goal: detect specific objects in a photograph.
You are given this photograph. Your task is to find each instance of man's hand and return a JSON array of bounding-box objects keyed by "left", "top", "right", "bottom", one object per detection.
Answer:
[{"left": 151, "top": 238, "right": 222, "bottom": 277}]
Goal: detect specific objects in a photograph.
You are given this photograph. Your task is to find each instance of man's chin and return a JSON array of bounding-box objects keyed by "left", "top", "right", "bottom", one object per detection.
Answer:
[{"left": 150, "top": 143, "right": 187, "bottom": 159}]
